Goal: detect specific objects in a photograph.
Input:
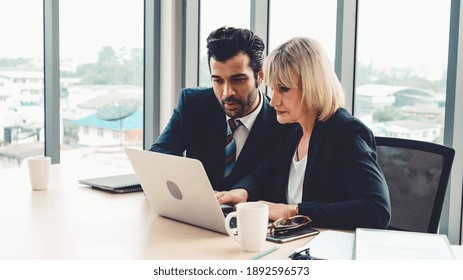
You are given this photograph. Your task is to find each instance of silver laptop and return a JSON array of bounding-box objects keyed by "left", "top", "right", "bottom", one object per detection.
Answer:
[
  {"left": 124, "top": 147, "right": 235, "bottom": 234},
  {"left": 78, "top": 174, "right": 142, "bottom": 193}
]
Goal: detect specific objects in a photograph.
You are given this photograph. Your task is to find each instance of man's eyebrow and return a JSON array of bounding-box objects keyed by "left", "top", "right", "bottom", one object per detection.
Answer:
[
  {"left": 230, "top": 74, "right": 248, "bottom": 78},
  {"left": 211, "top": 74, "right": 248, "bottom": 79}
]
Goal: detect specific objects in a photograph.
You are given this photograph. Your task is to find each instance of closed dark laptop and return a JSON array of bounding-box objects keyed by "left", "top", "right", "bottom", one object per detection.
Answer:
[{"left": 78, "top": 174, "right": 142, "bottom": 193}]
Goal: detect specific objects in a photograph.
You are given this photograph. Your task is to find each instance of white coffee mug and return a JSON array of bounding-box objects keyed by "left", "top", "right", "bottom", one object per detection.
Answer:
[
  {"left": 224, "top": 202, "right": 269, "bottom": 252},
  {"left": 27, "top": 156, "right": 51, "bottom": 191}
]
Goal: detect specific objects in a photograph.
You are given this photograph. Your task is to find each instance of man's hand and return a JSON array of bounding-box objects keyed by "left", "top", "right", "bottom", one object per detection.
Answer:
[
  {"left": 216, "top": 189, "right": 249, "bottom": 205},
  {"left": 258, "top": 201, "right": 297, "bottom": 221}
]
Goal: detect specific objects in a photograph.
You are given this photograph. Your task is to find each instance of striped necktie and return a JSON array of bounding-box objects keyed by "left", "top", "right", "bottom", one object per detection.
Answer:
[{"left": 224, "top": 118, "right": 241, "bottom": 178}]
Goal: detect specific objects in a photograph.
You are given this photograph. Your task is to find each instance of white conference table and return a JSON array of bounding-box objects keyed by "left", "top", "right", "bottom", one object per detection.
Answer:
[{"left": 0, "top": 161, "right": 317, "bottom": 260}]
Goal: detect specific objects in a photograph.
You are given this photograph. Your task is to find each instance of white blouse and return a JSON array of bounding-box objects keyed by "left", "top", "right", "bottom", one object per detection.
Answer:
[{"left": 286, "top": 149, "right": 307, "bottom": 205}]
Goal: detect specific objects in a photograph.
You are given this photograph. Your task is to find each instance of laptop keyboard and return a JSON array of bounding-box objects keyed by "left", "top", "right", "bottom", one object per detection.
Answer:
[
  {"left": 221, "top": 205, "right": 237, "bottom": 229},
  {"left": 228, "top": 217, "right": 237, "bottom": 228}
]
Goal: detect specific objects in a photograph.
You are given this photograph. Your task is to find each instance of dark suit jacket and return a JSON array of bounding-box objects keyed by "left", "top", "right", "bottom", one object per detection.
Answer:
[
  {"left": 234, "top": 108, "right": 391, "bottom": 229},
  {"left": 150, "top": 87, "right": 295, "bottom": 191}
]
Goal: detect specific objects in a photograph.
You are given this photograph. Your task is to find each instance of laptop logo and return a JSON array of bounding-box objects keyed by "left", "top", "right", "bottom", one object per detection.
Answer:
[{"left": 166, "top": 180, "right": 183, "bottom": 200}]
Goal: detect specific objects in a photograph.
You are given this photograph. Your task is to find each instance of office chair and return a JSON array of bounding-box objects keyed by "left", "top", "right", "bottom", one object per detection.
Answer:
[{"left": 375, "top": 136, "right": 455, "bottom": 233}]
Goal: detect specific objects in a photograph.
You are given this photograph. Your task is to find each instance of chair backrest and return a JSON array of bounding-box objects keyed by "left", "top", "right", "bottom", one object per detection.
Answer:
[{"left": 375, "top": 136, "right": 455, "bottom": 233}]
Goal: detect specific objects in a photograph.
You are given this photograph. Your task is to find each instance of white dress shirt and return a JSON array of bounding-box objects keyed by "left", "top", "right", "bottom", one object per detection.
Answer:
[{"left": 226, "top": 91, "right": 263, "bottom": 160}]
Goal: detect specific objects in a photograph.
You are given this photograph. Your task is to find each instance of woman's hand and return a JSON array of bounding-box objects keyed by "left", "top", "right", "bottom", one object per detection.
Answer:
[
  {"left": 259, "top": 201, "right": 297, "bottom": 221},
  {"left": 216, "top": 189, "right": 248, "bottom": 205}
]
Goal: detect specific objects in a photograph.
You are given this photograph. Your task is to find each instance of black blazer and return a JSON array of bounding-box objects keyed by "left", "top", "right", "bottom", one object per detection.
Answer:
[
  {"left": 150, "top": 87, "right": 295, "bottom": 191},
  {"left": 234, "top": 108, "right": 391, "bottom": 229}
]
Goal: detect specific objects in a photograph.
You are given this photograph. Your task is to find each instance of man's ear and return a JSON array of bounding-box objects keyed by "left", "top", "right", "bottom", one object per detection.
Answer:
[{"left": 257, "top": 69, "right": 264, "bottom": 85}]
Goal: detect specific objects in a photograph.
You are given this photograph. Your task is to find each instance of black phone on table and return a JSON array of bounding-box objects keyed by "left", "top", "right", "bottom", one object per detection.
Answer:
[{"left": 266, "top": 226, "right": 319, "bottom": 243}]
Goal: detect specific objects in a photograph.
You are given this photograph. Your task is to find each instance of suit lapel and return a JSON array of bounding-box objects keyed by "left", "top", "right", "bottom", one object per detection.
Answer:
[
  {"left": 301, "top": 120, "right": 325, "bottom": 200},
  {"left": 203, "top": 90, "right": 227, "bottom": 174},
  {"left": 232, "top": 96, "right": 270, "bottom": 173},
  {"left": 275, "top": 127, "right": 302, "bottom": 203}
]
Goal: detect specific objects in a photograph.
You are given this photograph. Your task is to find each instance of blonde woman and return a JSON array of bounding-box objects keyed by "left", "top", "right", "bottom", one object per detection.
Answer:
[{"left": 217, "top": 37, "right": 391, "bottom": 229}]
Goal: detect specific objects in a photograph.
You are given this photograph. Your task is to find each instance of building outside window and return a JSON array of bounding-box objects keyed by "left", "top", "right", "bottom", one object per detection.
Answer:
[
  {"left": 60, "top": 0, "right": 144, "bottom": 168},
  {"left": 355, "top": 0, "right": 450, "bottom": 144},
  {"left": 0, "top": 0, "right": 44, "bottom": 169}
]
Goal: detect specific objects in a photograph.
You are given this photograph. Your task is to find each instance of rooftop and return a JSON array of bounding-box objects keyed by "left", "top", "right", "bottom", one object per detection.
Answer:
[{"left": 72, "top": 109, "right": 142, "bottom": 130}]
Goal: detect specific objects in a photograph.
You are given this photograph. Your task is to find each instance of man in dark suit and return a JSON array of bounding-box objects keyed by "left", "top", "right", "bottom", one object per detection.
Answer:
[{"left": 150, "top": 27, "right": 294, "bottom": 191}]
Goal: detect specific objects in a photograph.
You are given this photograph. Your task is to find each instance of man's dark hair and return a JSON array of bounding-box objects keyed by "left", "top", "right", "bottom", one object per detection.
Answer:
[{"left": 206, "top": 27, "right": 265, "bottom": 80}]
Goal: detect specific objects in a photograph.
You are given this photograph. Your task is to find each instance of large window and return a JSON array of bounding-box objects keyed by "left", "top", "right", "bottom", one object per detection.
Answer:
[
  {"left": 355, "top": 0, "right": 451, "bottom": 144},
  {"left": 198, "top": 0, "right": 251, "bottom": 87},
  {"left": 268, "top": 0, "right": 337, "bottom": 63},
  {"left": 0, "top": 0, "right": 44, "bottom": 169},
  {"left": 59, "top": 0, "right": 144, "bottom": 168}
]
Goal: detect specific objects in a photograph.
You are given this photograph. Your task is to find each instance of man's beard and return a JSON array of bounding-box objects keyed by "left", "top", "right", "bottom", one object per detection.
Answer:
[{"left": 222, "top": 88, "right": 258, "bottom": 118}]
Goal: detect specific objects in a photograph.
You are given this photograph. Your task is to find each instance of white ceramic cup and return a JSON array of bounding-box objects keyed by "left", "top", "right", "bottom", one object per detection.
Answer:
[
  {"left": 224, "top": 202, "right": 269, "bottom": 252},
  {"left": 27, "top": 156, "right": 51, "bottom": 191}
]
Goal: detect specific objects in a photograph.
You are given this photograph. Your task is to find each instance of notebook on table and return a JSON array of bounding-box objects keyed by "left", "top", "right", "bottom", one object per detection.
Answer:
[
  {"left": 354, "top": 228, "right": 455, "bottom": 260},
  {"left": 124, "top": 147, "right": 237, "bottom": 234},
  {"left": 78, "top": 173, "right": 142, "bottom": 193}
]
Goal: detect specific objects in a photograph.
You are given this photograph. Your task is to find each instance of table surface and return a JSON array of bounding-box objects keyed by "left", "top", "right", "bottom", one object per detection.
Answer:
[{"left": 0, "top": 161, "right": 319, "bottom": 260}]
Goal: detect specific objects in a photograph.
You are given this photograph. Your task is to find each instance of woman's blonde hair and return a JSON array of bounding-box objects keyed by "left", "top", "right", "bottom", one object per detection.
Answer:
[{"left": 264, "top": 37, "right": 345, "bottom": 121}]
